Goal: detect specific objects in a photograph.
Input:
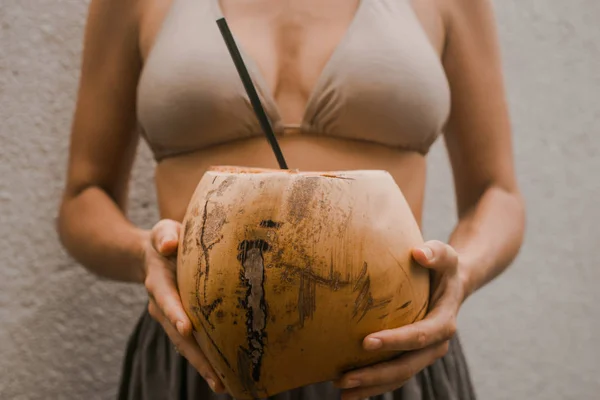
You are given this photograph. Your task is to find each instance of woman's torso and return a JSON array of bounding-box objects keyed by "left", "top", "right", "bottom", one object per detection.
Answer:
[{"left": 135, "top": 0, "right": 450, "bottom": 223}]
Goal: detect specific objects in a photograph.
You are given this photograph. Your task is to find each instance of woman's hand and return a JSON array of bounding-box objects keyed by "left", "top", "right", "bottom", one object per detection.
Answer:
[
  {"left": 142, "top": 219, "right": 227, "bottom": 394},
  {"left": 333, "top": 240, "right": 467, "bottom": 400}
]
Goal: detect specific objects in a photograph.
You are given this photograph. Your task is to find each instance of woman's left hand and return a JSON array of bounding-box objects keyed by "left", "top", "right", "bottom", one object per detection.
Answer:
[{"left": 333, "top": 240, "right": 468, "bottom": 400}]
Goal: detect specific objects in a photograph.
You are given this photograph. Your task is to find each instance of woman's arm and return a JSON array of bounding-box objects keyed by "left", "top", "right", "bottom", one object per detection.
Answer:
[
  {"left": 56, "top": 1, "right": 226, "bottom": 391},
  {"left": 441, "top": 0, "right": 526, "bottom": 298},
  {"left": 335, "top": 0, "right": 525, "bottom": 397},
  {"left": 57, "top": 0, "right": 146, "bottom": 283}
]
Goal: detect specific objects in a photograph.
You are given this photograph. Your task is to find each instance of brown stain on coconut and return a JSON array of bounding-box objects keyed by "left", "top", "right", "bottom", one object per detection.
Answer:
[
  {"left": 236, "top": 239, "right": 270, "bottom": 393},
  {"left": 287, "top": 177, "right": 319, "bottom": 223},
  {"left": 351, "top": 262, "right": 393, "bottom": 323}
]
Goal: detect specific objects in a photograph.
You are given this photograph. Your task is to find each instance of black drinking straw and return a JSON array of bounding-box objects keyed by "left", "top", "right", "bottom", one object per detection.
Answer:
[{"left": 216, "top": 18, "right": 289, "bottom": 170}]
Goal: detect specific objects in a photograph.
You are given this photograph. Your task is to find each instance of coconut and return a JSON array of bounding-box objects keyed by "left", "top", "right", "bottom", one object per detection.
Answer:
[{"left": 177, "top": 166, "right": 430, "bottom": 399}]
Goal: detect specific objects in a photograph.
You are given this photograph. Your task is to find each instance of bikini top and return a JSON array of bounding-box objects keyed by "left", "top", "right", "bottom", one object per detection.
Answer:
[{"left": 137, "top": 0, "right": 451, "bottom": 161}]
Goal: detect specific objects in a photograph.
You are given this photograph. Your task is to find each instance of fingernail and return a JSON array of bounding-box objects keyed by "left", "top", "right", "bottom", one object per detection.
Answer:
[
  {"left": 176, "top": 321, "right": 185, "bottom": 336},
  {"left": 341, "top": 379, "right": 361, "bottom": 389},
  {"left": 364, "top": 337, "right": 382, "bottom": 350},
  {"left": 421, "top": 246, "right": 433, "bottom": 261},
  {"left": 162, "top": 234, "right": 177, "bottom": 247},
  {"left": 207, "top": 378, "right": 217, "bottom": 391}
]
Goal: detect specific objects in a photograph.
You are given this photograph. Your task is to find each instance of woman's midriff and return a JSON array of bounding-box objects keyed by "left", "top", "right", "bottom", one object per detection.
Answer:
[{"left": 153, "top": 135, "right": 428, "bottom": 224}]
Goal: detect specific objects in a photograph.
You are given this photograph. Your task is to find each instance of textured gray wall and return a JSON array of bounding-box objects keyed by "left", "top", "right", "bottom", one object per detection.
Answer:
[{"left": 1, "top": 1, "right": 598, "bottom": 399}]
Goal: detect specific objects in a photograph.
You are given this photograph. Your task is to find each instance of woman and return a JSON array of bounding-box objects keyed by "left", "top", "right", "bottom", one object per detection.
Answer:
[{"left": 57, "top": 0, "right": 525, "bottom": 398}]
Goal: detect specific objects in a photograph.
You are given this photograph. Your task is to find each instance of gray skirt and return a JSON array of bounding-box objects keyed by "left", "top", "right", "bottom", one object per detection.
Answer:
[{"left": 117, "top": 307, "right": 476, "bottom": 400}]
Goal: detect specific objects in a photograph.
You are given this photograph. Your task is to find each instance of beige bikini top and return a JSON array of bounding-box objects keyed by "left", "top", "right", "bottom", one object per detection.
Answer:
[{"left": 137, "top": 0, "right": 451, "bottom": 161}]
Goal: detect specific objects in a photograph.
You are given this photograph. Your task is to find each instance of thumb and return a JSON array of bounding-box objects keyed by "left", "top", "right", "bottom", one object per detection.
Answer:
[
  {"left": 412, "top": 240, "right": 459, "bottom": 272},
  {"left": 150, "top": 219, "right": 182, "bottom": 256}
]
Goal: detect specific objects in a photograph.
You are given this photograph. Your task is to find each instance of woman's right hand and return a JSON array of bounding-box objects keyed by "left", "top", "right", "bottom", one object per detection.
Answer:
[{"left": 142, "top": 219, "right": 227, "bottom": 394}]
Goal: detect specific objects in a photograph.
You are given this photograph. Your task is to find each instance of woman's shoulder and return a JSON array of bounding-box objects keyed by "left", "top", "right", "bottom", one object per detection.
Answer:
[
  {"left": 433, "top": 0, "right": 498, "bottom": 36},
  {"left": 82, "top": 0, "right": 143, "bottom": 58},
  {"left": 407, "top": 0, "right": 498, "bottom": 57},
  {"left": 85, "top": 0, "right": 142, "bottom": 27},
  {"left": 87, "top": 0, "right": 175, "bottom": 65}
]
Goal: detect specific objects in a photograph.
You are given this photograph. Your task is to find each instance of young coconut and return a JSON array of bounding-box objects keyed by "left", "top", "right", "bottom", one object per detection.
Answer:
[{"left": 177, "top": 166, "right": 430, "bottom": 399}]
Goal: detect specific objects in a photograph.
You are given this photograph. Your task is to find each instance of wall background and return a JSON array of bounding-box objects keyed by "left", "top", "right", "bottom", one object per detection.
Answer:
[{"left": 1, "top": 0, "right": 598, "bottom": 399}]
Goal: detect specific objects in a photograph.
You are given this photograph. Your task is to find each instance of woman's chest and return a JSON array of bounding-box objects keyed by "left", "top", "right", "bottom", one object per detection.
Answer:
[
  {"left": 138, "top": 0, "right": 446, "bottom": 88},
  {"left": 136, "top": 0, "right": 451, "bottom": 159}
]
